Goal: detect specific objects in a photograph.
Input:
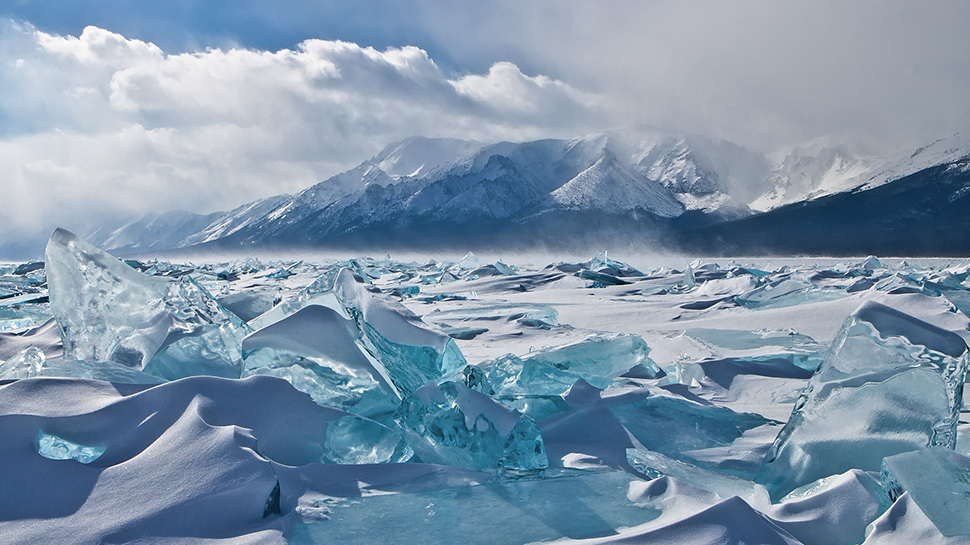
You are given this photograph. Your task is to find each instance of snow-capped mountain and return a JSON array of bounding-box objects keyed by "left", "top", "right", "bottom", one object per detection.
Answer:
[
  {"left": 11, "top": 129, "right": 964, "bottom": 259},
  {"left": 84, "top": 210, "right": 223, "bottom": 254},
  {"left": 680, "top": 138, "right": 970, "bottom": 256},
  {"left": 110, "top": 130, "right": 766, "bottom": 251},
  {"left": 750, "top": 144, "right": 877, "bottom": 211},
  {"left": 549, "top": 150, "right": 683, "bottom": 217},
  {"left": 750, "top": 133, "right": 970, "bottom": 212}
]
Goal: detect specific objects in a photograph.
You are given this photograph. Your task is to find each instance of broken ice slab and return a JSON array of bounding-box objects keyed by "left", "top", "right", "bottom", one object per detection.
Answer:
[
  {"left": 395, "top": 381, "right": 548, "bottom": 471},
  {"left": 45, "top": 229, "right": 249, "bottom": 379},
  {"left": 333, "top": 268, "right": 466, "bottom": 396},
  {"left": 523, "top": 334, "right": 662, "bottom": 386},
  {"left": 217, "top": 289, "right": 281, "bottom": 322},
  {"left": 323, "top": 414, "right": 413, "bottom": 464},
  {"left": 246, "top": 264, "right": 349, "bottom": 330},
  {"left": 0, "top": 346, "right": 45, "bottom": 379},
  {"left": 576, "top": 270, "right": 631, "bottom": 286},
  {"left": 434, "top": 324, "right": 489, "bottom": 340},
  {"left": 249, "top": 267, "right": 465, "bottom": 397},
  {"left": 39, "top": 358, "right": 166, "bottom": 384},
  {"left": 241, "top": 305, "right": 400, "bottom": 414},
  {"left": 485, "top": 334, "right": 661, "bottom": 395},
  {"left": 242, "top": 348, "right": 397, "bottom": 417},
  {"left": 492, "top": 395, "right": 571, "bottom": 421},
  {"left": 735, "top": 275, "right": 846, "bottom": 309},
  {"left": 487, "top": 354, "right": 583, "bottom": 396},
  {"left": 37, "top": 429, "right": 106, "bottom": 464},
  {"left": 452, "top": 252, "right": 480, "bottom": 272},
  {"left": 880, "top": 447, "right": 970, "bottom": 537},
  {"left": 494, "top": 261, "right": 516, "bottom": 275},
  {"left": 0, "top": 305, "right": 53, "bottom": 333},
  {"left": 287, "top": 470, "right": 659, "bottom": 545},
  {"left": 683, "top": 328, "right": 825, "bottom": 372},
  {"left": 756, "top": 301, "right": 969, "bottom": 502},
  {"left": 426, "top": 302, "right": 560, "bottom": 329},
  {"left": 627, "top": 448, "right": 770, "bottom": 507},
  {"left": 611, "top": 391, "right": 774, "bottom": 478}
]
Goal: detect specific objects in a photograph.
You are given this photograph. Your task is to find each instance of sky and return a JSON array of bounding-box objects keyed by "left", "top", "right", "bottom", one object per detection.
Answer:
[{"left": 1, "top": 0, "right": 969, "bottom": 242}]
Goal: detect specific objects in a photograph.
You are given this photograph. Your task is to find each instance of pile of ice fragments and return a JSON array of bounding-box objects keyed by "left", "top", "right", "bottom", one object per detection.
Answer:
[{"left": 0, "top": 228, "right": 968, "bottom": 544}]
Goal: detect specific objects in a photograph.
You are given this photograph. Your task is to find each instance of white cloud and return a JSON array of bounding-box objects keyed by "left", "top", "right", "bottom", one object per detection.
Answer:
[{"left": 0, "top": 21, "right": 604, "bottom": 240}]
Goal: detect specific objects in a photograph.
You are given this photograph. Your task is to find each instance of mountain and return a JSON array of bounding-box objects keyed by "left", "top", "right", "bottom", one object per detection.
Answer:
[
  {"left": 105, "top": 130, "right": 764, "bottom": 252},
  {"left": 749, "top": 133, "right": 970, "bottom": 212},
  {"left": 675, "top": 151, "right": 970, "bottom": 256},
  {"left": 6, "top": 130, "right": 967, "bottom": 259},
  {"left": 750, "top": 144, "right": 877, "bottom": 211},
  {"left": 83, "top": 210, "right": 224, "bottom": 254}
]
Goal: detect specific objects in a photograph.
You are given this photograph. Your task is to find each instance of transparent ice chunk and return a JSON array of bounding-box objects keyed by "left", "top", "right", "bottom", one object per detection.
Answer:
[
  {"left": 627, "top": 448, "right": 770, "bottom": 506},
  {"left": 880, "top": 447, "right": 970, "bottom": 537},
  {"left": 323, "top": 415, "right": 413, "bottom": 464},
  {"left": 756, "top": 301, "right": 969, "bottom": 502},
  {"left": 0, "top": 346, "right": 45, "bottom": 379},
  {"left": 249, "top": 267, "right": 465, "bottom": 397},
  {"left": 287, "top": 470, "right": 660, "bottom": 544},
  {"left": 493, "top": 261, "right": 516, "bottom": 275},
  {"left": 453, "top": 252, "right": 480, "bottom": 272},
  {"left": 334, "top": 269, "right": 466, "bottom": 396},
  {"left": 488, "top": 354, "right": 580, "bottom": 396},
  {"left": 612, "top": 392, "right": 773, "bottom": 477},
  {"left": 45, "top": 229, "right": 250, "bottom": 380},
  {"left": 37, "top": 429, "right": 105, "bottom": 464},
  {"left": 0, "top": 304, "right": 53, "bottom": 333},
  {"left": 242, "top": 348, "right": 397, "bottom": 417},
  {"left": 39, "top": 358, "right": 166, "bottom": 384},
  {"left": 395, "top": 381, "right": 548, "bottom": 471},
  {"left": 521, "top": 334, "right": 662, "bottom": 386},
  {"left": 242, "top": 304, "right": 400, "bottom": 414},
  {"left": 736, "top": 276, "right": 828, "bottom": 309},
  {"left": 486, "top": 335, "right": 661, "bottom": 396},
  {"left": 247, "top": 264, "right": 348, "bottom": 330},
  {"left": 217, "top": 289, "right": 281, "bottom": 322}
]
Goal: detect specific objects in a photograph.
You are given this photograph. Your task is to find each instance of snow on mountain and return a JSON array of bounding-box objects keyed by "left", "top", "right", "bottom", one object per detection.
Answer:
[
  {"left": 856, "top": 132, "right": 970, "bottom": 191},
  {"left": 179, "top": 194, "right": 292, "bottom": 247},
  {"left": 750, "top": 144, "right": 877, "bottom": 212},
  {"left": 372, "top": 136, "right": 483, "bottom": 179},
  {"left": 751, "top": 133, "right": 970, "bottom": 212},
  {"left": 602, "top": 130, "right": 771, "bottom": 215},
  {"left": 550, "top": 150, "right": 683, "bottom": 217},
  {"left": 84, "top": 210, "right": 223, "bottom": 253},
  {"left": 68, "top": 130, "right": 970, "bottom": 257}
]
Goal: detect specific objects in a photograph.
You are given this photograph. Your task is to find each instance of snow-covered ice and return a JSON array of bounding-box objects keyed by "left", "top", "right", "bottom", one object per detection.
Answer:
[{"left": 1, "top": 233, "right": 970, "bottom": 543}]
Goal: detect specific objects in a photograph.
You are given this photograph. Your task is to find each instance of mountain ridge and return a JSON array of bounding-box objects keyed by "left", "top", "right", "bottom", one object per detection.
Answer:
[{"left": 4, "top": 130, "right": 967, "bottom": 259}]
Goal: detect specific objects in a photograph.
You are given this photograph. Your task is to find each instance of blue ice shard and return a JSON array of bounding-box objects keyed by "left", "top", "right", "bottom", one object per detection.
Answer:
[
  {"left": 0, "top": 346, "right": 45, "bottom": 379},
  {"left": 37, "top": 430, "right": 105, "bottom": 464},
  {"left": 756, "top": 301, "right": 969, "bottom": 502},
  {"left": 45, "top": 229, "right": 250, "bottom": 380},
  {"left": 487, "top": 354, "right": 580, "bottom": 396},
  {"left": 396, "top": 381, "right": 548, "bottom": 471},
  {"left": 627, "top": 448, "right": 770, "bottom": 506},
  {"left": 323, "top": 415, "right": 413, "bottom": 464},
  {"left": 248, "top": 266, "right": 465, "bottom": 397},
  {"left": 242, "top": 305, "right": 399, "bottom": 416},
  {"left": 611, "top": 391, "right": 774, "bottom": 477},
  {"left": 735, "top": 275, "right": 843, "bottom": 309},
  {"left": 486, "top": 334, "right": 661, "bottom": 395},
  {"left": 333, "top": 269, "right": 466, "bottom": 396},
  {"left": 880, "top": 447, "right": 970, "bottom": 537}
]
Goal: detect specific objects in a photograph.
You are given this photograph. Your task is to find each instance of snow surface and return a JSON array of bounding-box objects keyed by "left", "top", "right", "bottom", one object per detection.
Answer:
[{"left": 1, "top": 247, "right": 970, "bottom": 543}]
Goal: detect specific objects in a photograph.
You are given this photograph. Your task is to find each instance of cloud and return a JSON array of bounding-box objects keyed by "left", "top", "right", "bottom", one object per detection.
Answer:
[
  {"left": 0, "top": 21, "right": 603, "bottom": 239},
  {"left": 415, "top": 0, "right": 970, "bottom": 154}
]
